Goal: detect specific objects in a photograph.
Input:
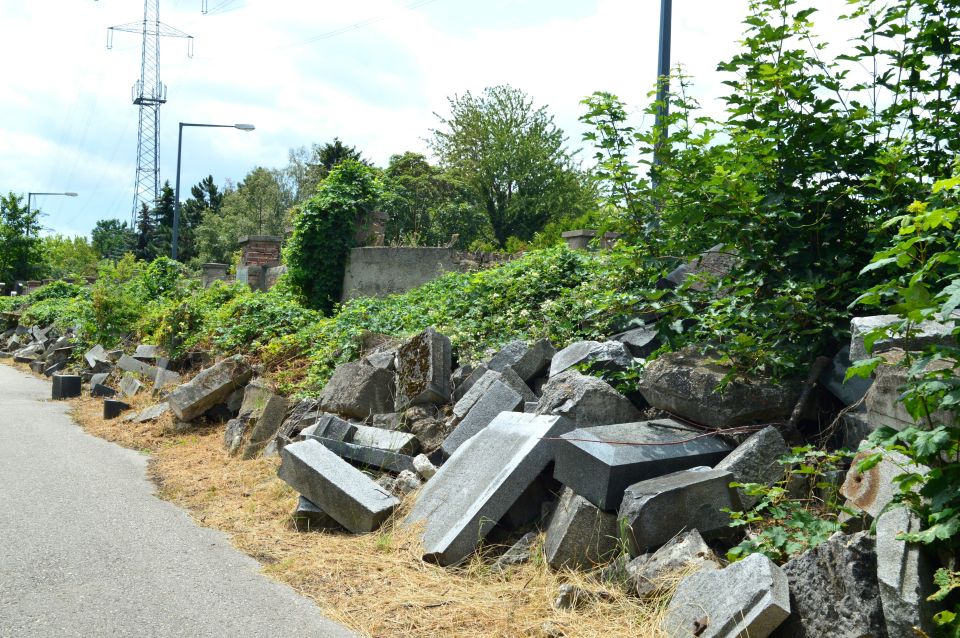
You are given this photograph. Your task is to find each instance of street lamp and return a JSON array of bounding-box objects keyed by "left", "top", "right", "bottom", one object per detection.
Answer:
[
  {"left": 653, "top": 0, "right": 672, "bottom": 169},
  {"left": 172, "top": 122, "right": 255, "bottom": 260},
  {"left": 26, "top": 191, "right": 78, "bottom": 216}
]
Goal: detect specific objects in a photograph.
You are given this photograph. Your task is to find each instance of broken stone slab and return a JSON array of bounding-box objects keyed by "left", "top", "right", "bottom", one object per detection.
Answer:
[
  {"left": 492, "top": 531, "right": 539, "bottom": 572},
  {"left": 133, "top": 344, "right": 160, "bottom": 362},
  {"left": 395, "top": 327, "right": 452, "bottom": 407},
  {"left": 405, "top": 412, "right": 574, "bottom": 566},
  {"left": 715, "top": 426, "right": 789, "bottom": 510},
  {"left": 627, "top": 529, "right": 720, "bottom": 598},
  {"left": 117, "top": 354, "right": 160, "bottom": 382},
  {"left": 273, "top": 398, "right": 320, "bottom": 451},
  {"left": 308, "top": 437, "right": 417, "bottom": 474},
  {"left": 404, "top": 407, "right": 449, "bottom": 453},
  {"left": 554, "top": 419, "right": 733, "bottom": 511},
  {"left": 103, "top": 399, "right": 131, "bottom": 420},
  {"left": 487, "top": 338, "right": 556, "bottom": 382},
  {"left": 548, "top": 340, "right": 633, "bottom": 377},
  {"left": 311, "top": 413, "right": 359, "bottom": 442},
  {"left": 849, "top": 313, "right": 957, "bottom": 362},
  {"left": 536, "top": 370, "right": 641, "bottom": 428},
  {"left": 664, "top": 553, "right": 789, "bottom": 638},
  {"left": 52, "top": 374, "right": 81, "bottom": 400},
  {"left": 278, "top": 439, "right": 399, "bottom": 534},
  {"left": 773, "top": 531, "right": 885, "bottom": 638},
  {"left": 392, "top": 470, "right": 422, "bottom": 495},
  {"left": 498, "top": 366, "right": 538, "bottom": 404},
  {"left": 819, "top": 345, "right": 873, "bottom": 406},
  {"left": 129, "top": 402, "right": 169, "bottom": 423},
  {"left": 361, "top": 349, "right": 396, "bottom": 370},
  {"left": 152, "top": 368, "right": 182, "bottom": 393},
  {"left": 168, "top": 354, "right": 253, "bottom": 422},
  {"left": 224, "top": 414, "right": 252, "bottom": 455},
  {"left": 350, "top": 423, "right": 420, "bottom": 455},
  {"left": 119, "top": 373, "right": 143, "bottom": 398},
  {"left": 88, "top": 372, "right": 109, "bottom": 393},
  {"left": 318, "top": 361, "right": 395, "bottom": 419},
  {"left": 543, "top": 488, "right": 619, "bottom": 570},
  {"left": 452, "top": 369, "right": 505, "bottom": 421},
  {"left": 638, "top": 347, "right": 801, "bottom": 428},
  {"left": 619, "top": 467, "right": 740, "bottom": 556},
  {"left": 43, "top": 361, "right": 65, "bottom": 377},
  {"left": 292, "top": 496, "right": 341, "bottom": 532},
  {"left": 840, "top": 448, "right": 925, "bottom": 520},
  {"left": 440, "top": 380, "right": 524, "bottom": 459},
  {"left": 876, "top": 507, "right": 935, "bottom": 638},
  {"left": 609, "top": 325, "right": 660, "bottom": 359},
  {"left": 866, "top": 349, "right": 954, "bottom": 430},
  {"left": 240, "top": 392, "right": 289, "bottom": 460},
  {"left": 451, "top": 363, "right": 488, "bottom": 403},
  {"left": 412, "top": 453, "right": 437, "bottom": 480},
  {"left": 29, "top": 360, "right": 46, "bottom": 375}
]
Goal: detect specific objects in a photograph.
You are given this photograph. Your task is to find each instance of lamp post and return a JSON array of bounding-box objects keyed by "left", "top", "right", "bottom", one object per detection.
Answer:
[
  {"left": 653, "top": 0, "right": 673, "bottom": 170},
  {"left": 172, "top": 122, "right": 255, "bottom": 260},
  {"left": 26, "top": 191, "right": 78, "bottom": 216}
]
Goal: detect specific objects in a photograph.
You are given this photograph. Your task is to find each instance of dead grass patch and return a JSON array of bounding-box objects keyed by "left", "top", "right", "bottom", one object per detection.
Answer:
[{"left": 65, "top": 389, "right": 670, "bottom": 637}]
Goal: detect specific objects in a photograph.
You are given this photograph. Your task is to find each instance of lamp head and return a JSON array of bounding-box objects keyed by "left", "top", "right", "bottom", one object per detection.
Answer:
[{"left": 234, "top": 124, "right": 255, "bottom": 131}]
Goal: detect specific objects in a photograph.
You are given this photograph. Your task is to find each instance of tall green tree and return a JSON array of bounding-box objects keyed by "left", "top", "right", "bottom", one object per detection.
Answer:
[
  {"left": 151, "top": 181, "right": 176, "bottom": 258},
  {"left": 91, "top": 219, "right": 136, "bottom": 260},
  {"left": 0, "top": 192, "right": 44, "bottom": 285},
  {"left": 134, "top": 202, "right": 156, "bottom": 261},
  {"left": 40, "top": 235, "right": 100, "bottom": 278},
  {"left": 430, "top": 85, "right": 593, "bottom": 247},
  {"left": 178, "top": 175, "right": 223, "bottom": 263}
]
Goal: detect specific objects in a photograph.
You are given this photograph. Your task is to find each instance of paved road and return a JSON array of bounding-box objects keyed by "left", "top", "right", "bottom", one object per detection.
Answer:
[{"left": 0, "top": 364, "right": 355, "bottom": 637}]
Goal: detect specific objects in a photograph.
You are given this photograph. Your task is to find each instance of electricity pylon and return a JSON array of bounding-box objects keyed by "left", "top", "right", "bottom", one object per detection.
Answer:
[{"left": 107, "top": 0, "right": 193, "bottom": 225}]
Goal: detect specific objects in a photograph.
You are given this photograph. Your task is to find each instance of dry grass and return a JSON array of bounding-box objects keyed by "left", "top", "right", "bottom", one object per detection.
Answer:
[{"left": 64, "top": 390, "right": 672, "bottom": 638}]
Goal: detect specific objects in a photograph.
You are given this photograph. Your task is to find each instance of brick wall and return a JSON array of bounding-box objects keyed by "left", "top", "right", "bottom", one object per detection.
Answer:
[{"left": 238, "top": 235, "right": 282, "bottom": 268}]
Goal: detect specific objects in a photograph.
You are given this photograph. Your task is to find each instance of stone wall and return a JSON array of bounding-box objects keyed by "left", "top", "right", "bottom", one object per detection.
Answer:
[{"left": 341, "top": 247, "right": 508, "bottom": 301}]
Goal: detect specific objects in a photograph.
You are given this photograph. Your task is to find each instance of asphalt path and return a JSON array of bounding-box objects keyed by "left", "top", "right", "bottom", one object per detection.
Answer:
[{"left": 0, "top": 363, "right": 355, "bottom": 637}]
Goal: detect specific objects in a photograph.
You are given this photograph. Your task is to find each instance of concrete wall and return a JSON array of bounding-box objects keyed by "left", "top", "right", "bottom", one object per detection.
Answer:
[{"left": 341, "top": 247, "right": 465, "bottom": 301}]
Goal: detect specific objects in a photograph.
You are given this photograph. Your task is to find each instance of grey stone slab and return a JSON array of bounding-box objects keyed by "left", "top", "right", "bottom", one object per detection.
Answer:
[
  {"left": 88, "top": 372, "right": 110, "bottom": 394},
  {"left": 865, "top": 350, "right": 953, "bottom": 430},
  {"left": 451, "top": 363, "right": 488, "bottom": 403},
  {"left": 30, "top": 360, "right": 46, "bottom": 374},
  {"left": 117, "top": 354, "right": 160, "bottom": 382},
  {"left": 543, "top": 488, "right": 619, "bottom": 570},
  {"left": 638, "top": 347, "right": 800, "bottom": 428},
  {"left": 318, "top": 362, "right": 395, "bottom": 419},
  {"left": 610, "top": 325, "right": 660, "bottom": 359},
  {"left": 554, "top": 419, "right": 733, "bottom": 511},
  {"left": 524, "top": 401, "right": 539, "bottom": 413},
  {"left": 715, "top": 426, "right": 788, "bottom": 510},
  {"left": 849, "top": 313, "right": 957, "bottom": 362},
  {"left": 119, "top": 373, "right": 144, "bottom": 398},
  {"left": 350, "top": 423, "right": 419, "bottom": 455},
  {"left": 153, "top": 368, "right": 182, "bottom": 392},
  {"left": 774, "top": 532, "right": 885, "bottom": 638},
  {"left": 241, "top": 392, "right": 289, "bottom": 460},
  {"left": 133, "top": 402, "right": 169, "bottom": 424},
  {"left": 549, "top": 340, "right": 634, "bottom": 377},
  {"left": 405, "top": 412, "right": 574, "bottom": 566},
  {"left": 395, "top": 327, "right": 452, "bottom": 407},
  {"left": 618, "top": 467, "right": 740, "bottom": 555},
  {"left": 840, "top": 449, "right": 926, "bottom": 520},
  {"left": 662, "top": 244, "right": 738, "bottom": 292},
  {"left": 43, "top": 361, "right": 66, "bottom": 377},
  {"left": 627, "top": 529, "right": 720, "bottom": 598},
  {"left": 877, "top": 508, "right": 935, "bottom": 638},
  {"left": 488, "top": 339, "right": 555, "bottom": 382},
  {"left": 168, "top": 355, "right": 252, "bottom": 422},
  {"left": 361, "top": 350, "right": 396, "bottom": 370},
  {"left": 451, "top": 369, "right": 501, "bottom": 421},
  {"left": 664, "top": 553, "right": 789, "bottom": 638},
  {"left": 133, "top": 344, "right": 160, "bottom": 361},
  {"left": 536, "top": 370, "right": 641, "bottom": 428},
  {"left": 312, "top": 413, "right": 358, "bottom": 442},
  {"left": 52, "top": 375, "right": 81, "bottom": 400},
  {"left": 293, "top": 496, "right": 341, "bottom": 532},
  {"left": 278, "top": 439, "right": 399, "bottom": 533},
  {"left": 492, "top": 531, "right": 539, "bottom": 571},
  {"left": 274, "top": 398, "right": 320, "bottom": 450},
  {"left": 307, "top": 436, "right": 417, "bottom": 474},
  {"left": 224, "top": 414, "right": 252, "bottom": 455},
  {"left": 440, "top": 380, "right": 524, "bottom": 459}
]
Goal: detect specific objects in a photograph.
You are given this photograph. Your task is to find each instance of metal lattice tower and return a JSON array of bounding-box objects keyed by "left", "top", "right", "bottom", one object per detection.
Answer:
[{"left": 107, "top": 0, "right": 193, "bottom": 225}]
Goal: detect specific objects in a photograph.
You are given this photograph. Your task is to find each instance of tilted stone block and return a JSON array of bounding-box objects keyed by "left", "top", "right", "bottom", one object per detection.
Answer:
[
  {"left": 543, "top": 488, "right": 619, "bottom": 570},
  {"left": 278, "top": 439, "right": 398, "bottom": 533},
  {"left": 395, "top": 327, "right": 451, "bottom": 407},
  {"left": 168, "top": 355, "right": 253, "bottom": 422}
]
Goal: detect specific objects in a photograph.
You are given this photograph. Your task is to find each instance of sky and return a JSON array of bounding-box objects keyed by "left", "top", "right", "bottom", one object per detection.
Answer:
[{"left": 0, "top": 0, "right": 854, "bottom": 239}]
